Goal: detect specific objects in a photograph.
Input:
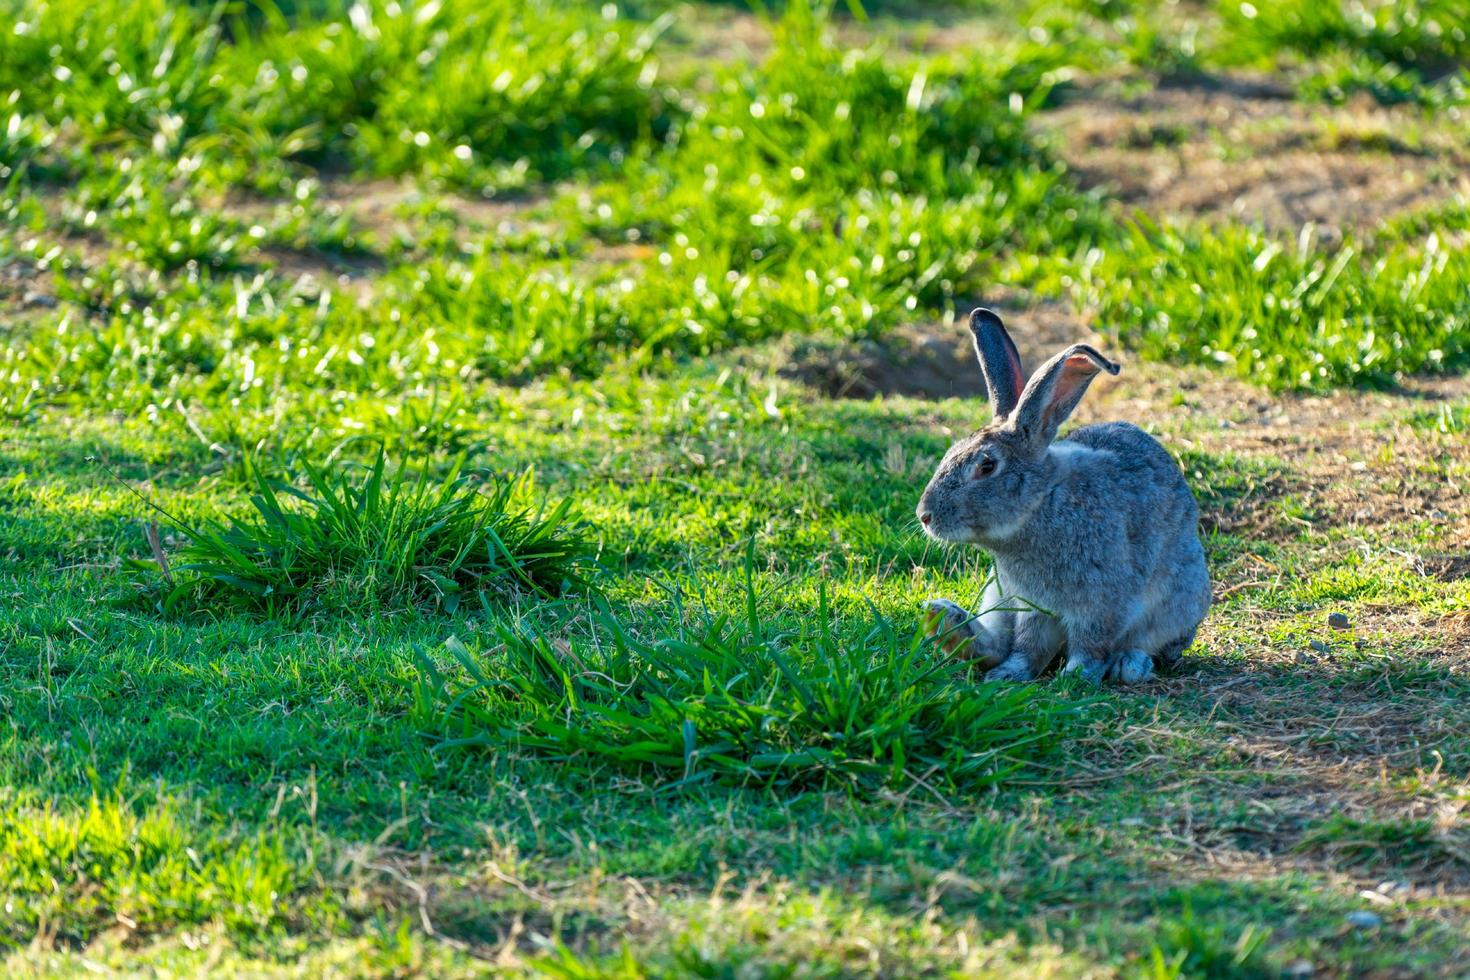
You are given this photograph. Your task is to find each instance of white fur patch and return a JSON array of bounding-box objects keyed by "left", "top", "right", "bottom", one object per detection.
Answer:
[
  {"left": 1047, "top": 441, "right": 1111, "bottom": 474},
  {"left": 975, "top": 513, "right": 1024, "bottom": 542}
]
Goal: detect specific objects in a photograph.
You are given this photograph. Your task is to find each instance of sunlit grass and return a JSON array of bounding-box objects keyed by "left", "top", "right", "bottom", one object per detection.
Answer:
[
  {"left": 1063, "top": 219, "right": 1470, "bottom": 389},
  {"left": 0, "top": 790, "right": 311, "bottom": 946}
]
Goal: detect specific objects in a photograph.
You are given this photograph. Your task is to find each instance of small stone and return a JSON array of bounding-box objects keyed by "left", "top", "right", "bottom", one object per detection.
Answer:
[
  {"left": 1286, "top": 961, "right": 1314, "bottom": 979},
  {"left": 1429, "top": 510, "right": 1447, "bottom": 522},
  {"left": 1309, "top": 639, "right": 1330, "bottom": 654},
  {"left": 1346, "top": 910, "right": 1382, "bottom": 930},
  {"left": 1359, "top": 888, "right": 1394, "bottom": 906},
  {"left": 21, "top": 290, "right": 56, "bottom": 309},
  {"left": 1327, "top": 612, "right": 1350, "bottom": 630}
]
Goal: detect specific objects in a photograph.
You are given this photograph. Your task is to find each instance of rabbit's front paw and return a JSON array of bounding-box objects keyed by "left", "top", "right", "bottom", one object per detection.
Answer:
[
  {"left": 1062, "top": 650, "right": 1153, "bottom": 684},
  {"left": 1060, "top": 652, "right": 1108, "bottom": 684},
  {"left": 922, "top": 599, "right": 979, "bottom": 658}
]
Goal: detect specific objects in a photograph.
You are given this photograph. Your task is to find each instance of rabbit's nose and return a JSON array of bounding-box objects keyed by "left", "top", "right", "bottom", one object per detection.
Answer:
[{"left": 919, "top": 511, "right": 932, "bottom": 526}]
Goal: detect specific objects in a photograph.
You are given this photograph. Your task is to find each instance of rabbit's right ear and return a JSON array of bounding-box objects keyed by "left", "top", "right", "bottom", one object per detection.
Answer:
[
  {"left": 969, "top": 308, "right": 1025, "bottom": 419},
  {"left": 1011, "top": 343, "right": 1120, "bottom": 449}
]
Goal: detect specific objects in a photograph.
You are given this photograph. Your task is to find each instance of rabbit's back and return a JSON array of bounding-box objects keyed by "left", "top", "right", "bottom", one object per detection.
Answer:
[
  {"left": 1063, "top": 422, "right": 1201, "bottom": 564},
  {"left": 1064, "top": 421, "right": 1199, "bottom": 526},
  {"left": 1064, "top": 421, "right": 1211, "bottom": 654}
]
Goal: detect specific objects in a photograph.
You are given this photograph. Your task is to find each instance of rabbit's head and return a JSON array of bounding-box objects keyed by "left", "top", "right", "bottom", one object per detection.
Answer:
[{"left": 916, "top": 309, "right": 1119, "bottom": 545}]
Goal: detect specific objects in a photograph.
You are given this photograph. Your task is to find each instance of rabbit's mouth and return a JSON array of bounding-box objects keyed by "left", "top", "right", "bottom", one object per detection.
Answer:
[
  {"left": 924, "top": 512, "right": 1024, "bottom": 547},
  {"left": 918, "top": 517, "right": 976, "bottom": 545}
]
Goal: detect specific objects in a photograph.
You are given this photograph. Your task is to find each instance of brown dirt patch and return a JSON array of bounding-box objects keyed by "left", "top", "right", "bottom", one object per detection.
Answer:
[
  {"left": 220, "top": 179, "right": 549, "bottom": 289},
  {"left": 225, "top": 179, "right": 540, "bottom": 242},
  {"left": 1038, "top": 76, "right": 1470, "bottom": 241},
  {"left": 777, "top": 296, "right": 1102, "bottom": 400}
]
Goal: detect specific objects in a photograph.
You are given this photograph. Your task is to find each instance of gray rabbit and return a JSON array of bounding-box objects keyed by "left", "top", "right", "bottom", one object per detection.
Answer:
[{"left": 916, "top": 309, "right": 1211, "bottom": 683}]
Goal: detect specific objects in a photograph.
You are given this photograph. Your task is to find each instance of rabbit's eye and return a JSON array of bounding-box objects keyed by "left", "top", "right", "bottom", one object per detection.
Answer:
[{"left": 972, "top": 457, "right": 997, "bottom": 479}]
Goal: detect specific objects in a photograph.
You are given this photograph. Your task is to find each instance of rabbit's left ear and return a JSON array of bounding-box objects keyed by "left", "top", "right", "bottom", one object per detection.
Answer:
[
  {"left": 969, "top": 308, "right": 1026, "bottom": 419},
  {"left": 1012, "top": 344, "right": 1120, "bottom": 448}
]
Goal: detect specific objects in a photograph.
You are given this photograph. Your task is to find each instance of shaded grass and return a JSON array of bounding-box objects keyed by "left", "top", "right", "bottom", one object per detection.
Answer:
[
  {"left": 3, "top": 391, "right": 1469, "bottom": 971},
  {"left": 418, "top": 567, "right": 1088, "bottom": 791},
  {"left": 1298, "top": 814, "right": 1470, "bottom": 873}
]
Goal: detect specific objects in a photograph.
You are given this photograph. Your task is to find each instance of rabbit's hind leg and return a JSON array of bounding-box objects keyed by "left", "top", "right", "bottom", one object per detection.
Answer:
[
  {"left": 1108, "top": 649, "right": 1154, "bottom": 683},
  {"left": 1151, "top": 631, "right": 1197, "bottom": 672}
]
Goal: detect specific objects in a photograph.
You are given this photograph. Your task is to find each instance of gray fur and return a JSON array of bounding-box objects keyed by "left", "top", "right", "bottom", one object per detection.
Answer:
[{"left": 917, "top": 310, "right": 1211, "bottom": 684}]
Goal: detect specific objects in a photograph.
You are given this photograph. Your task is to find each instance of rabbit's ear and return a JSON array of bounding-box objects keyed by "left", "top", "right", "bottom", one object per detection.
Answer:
[
  {"left": 969, "top": 308, "right": 1025, "bottom": 418},
  {"left": 1012, "top": 344, "right": 1120, "bottom": 447}
]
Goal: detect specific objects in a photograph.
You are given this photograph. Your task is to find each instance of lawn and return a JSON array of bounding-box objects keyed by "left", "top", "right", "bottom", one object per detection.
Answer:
[{"left": 2, "top": 0, "right": 1468, "bottom": 975}]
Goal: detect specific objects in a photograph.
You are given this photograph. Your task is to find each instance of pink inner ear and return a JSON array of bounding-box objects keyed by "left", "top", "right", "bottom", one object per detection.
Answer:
[{"left": 1042, "top": 354, "right": 1102, "bottom": 428}]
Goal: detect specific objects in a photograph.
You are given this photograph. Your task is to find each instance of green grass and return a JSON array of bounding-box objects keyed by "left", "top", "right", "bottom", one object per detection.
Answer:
[
  {"left": 2, "top": 0, "right": 1469, "bottom": 974},
  {"left": 1218, "top": 0, "right": 1470, "bottom": 77},
  {"left": 1, "top": 790, "right": 313, "bottom": 947},
  {"left": 0, "top": 0, "right": 673, "bottom": 193},
  {"left": 1020, "top": 0, "right": 1470, "bottom": 105},
  {"left": 1060, "top": 219, "right": 1470, "bottom": 389},
  {"left": 1299, "top": 814, "right": 1470, "bottom": 872},
  {"left": 418, "top": 567, "right": 1086, "bottom": 790},
  {"left": 124, "top": 451, "right": 595, "bottom": 614}
]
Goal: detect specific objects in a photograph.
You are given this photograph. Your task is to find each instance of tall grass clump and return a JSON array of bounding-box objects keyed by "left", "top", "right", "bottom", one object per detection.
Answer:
[
  {"left": 1069, "top": 220, "right": 1470, "bottom": 389},
  {"left": 416, "top": 563, "right": 1088, "bottom": 791},
  {"left": 133, "top": 452, "right": 597, "bottom": 614}
]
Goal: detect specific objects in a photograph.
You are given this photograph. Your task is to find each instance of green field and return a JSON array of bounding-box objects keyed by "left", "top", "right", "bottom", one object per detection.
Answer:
[{"left": 2, "top": 0, "right": 1469, "bottom": 975}]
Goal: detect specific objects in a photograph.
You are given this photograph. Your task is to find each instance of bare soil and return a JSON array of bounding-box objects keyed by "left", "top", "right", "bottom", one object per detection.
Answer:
[
  {"left": 776, "top": 295, "right": 1099, "bottom": 400},
  {"left": 1037, "top": 77, "right": 1470, "bottom": 242}
]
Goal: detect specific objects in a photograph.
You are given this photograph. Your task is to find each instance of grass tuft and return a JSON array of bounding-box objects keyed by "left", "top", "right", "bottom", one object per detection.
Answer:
[
  {"left": 417, "top": 559, "right": 1091, "bottom": 792},
  {"left": 128, "top": 451, "right": 597, "bottom": 615}
]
